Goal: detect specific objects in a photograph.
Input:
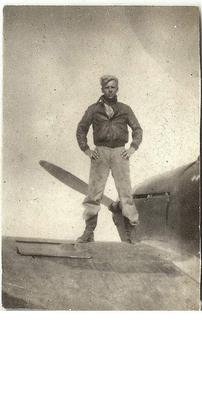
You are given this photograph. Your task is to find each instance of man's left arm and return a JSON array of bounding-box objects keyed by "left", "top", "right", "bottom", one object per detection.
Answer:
[{"left": 121, "top": 106, "right": 143, "bottom": 159}]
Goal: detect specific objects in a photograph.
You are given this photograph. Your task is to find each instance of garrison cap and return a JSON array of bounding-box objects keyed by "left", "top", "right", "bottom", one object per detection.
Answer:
[{"left": 100, "top": 75, "right": 119, "bottom": 88}]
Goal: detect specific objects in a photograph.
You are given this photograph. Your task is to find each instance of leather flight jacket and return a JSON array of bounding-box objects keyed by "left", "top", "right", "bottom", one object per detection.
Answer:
[{"left": 76, "top": 97, "right": 143, "bottom": 152}]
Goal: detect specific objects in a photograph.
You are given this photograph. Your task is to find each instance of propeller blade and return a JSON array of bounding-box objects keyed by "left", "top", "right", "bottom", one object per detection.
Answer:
[{"left": 39, "top": 160, "right": 113, "bottom": 207}]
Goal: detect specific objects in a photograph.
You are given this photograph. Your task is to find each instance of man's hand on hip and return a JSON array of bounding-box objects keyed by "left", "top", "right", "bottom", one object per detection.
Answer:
[
  {"left": 84, "top": 148, "right": 100, "bottom": 160},
  {"left": 121, "top": 147, "right": 136, "bottom": 159}
]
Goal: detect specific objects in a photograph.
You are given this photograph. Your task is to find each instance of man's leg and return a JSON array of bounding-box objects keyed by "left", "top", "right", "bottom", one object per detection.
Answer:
[
  {"left": 111, "top": 147, "right": 139, "bottom": 224},
  {"left": 77, "top": 147, "right": 110, "bottom": 242}
]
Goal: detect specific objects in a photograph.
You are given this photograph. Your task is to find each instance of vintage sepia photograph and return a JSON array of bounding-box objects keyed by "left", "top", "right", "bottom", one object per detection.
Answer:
[{"left": 1, "top": 5, "right": 200, "bottom": 310}]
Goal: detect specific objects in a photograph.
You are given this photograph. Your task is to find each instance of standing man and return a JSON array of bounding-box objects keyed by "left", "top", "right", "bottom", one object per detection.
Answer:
[{"left": 76, "top": 75, "right": 143, "bottom": 243}]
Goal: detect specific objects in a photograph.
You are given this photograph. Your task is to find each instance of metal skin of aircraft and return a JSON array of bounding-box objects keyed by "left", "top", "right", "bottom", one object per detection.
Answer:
[
  {"left": 110, "top": 158, "right": 200, "bottom": 255},
  {"left": 2, "top": 158, "right": 200, "bottom": 310}
]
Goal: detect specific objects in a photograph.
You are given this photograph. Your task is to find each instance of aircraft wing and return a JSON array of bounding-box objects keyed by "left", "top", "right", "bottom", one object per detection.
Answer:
[{"left": 2, "top": 237, "right": 200, "bottom": 310}]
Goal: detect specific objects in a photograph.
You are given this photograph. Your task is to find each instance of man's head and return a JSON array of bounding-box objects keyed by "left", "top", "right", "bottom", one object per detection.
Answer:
[{"left": 100, "top": 75, "right": 118, "bottom": 100}]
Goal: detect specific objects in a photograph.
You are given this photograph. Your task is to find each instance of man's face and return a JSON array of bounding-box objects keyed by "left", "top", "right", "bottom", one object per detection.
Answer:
[{"left": 102, "top": 80, "right": 118, "bottom": 100}]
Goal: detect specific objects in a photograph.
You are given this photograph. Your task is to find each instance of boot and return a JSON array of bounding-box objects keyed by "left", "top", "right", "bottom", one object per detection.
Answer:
[
  {"left": 124, "top": 217, "right": 139, "bottom": 244},
  {"left": 76, "top": 214, "right": 98, "bottom": 243}
]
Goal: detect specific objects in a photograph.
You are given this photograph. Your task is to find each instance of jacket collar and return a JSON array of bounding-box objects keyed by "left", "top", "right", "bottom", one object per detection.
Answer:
[{"left": 98, "top": 95, "right": 118, "bottom": 105}]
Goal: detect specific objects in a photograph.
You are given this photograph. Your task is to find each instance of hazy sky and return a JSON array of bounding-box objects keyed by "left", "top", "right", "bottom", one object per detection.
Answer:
[{"left": 3, "top": 6, "right": 200, "bottom": 240}]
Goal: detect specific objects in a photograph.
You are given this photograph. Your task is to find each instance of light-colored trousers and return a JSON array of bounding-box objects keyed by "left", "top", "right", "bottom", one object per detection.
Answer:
[{"left": 83, "top": 146, "right": 139, "bottom": 223}]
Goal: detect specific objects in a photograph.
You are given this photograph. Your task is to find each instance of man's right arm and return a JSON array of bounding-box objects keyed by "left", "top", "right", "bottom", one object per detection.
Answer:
[{"left": 76, "top": 106, "right": 94, "bottom": 152}]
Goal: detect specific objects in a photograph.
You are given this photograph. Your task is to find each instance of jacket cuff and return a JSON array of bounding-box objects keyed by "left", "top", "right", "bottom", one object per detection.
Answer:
[
  {"left": 82, "top": 145, "right": 90, "bottom": 152},
  {"left": 130, "top": 142, "right": 139, "bottom": 150}
]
